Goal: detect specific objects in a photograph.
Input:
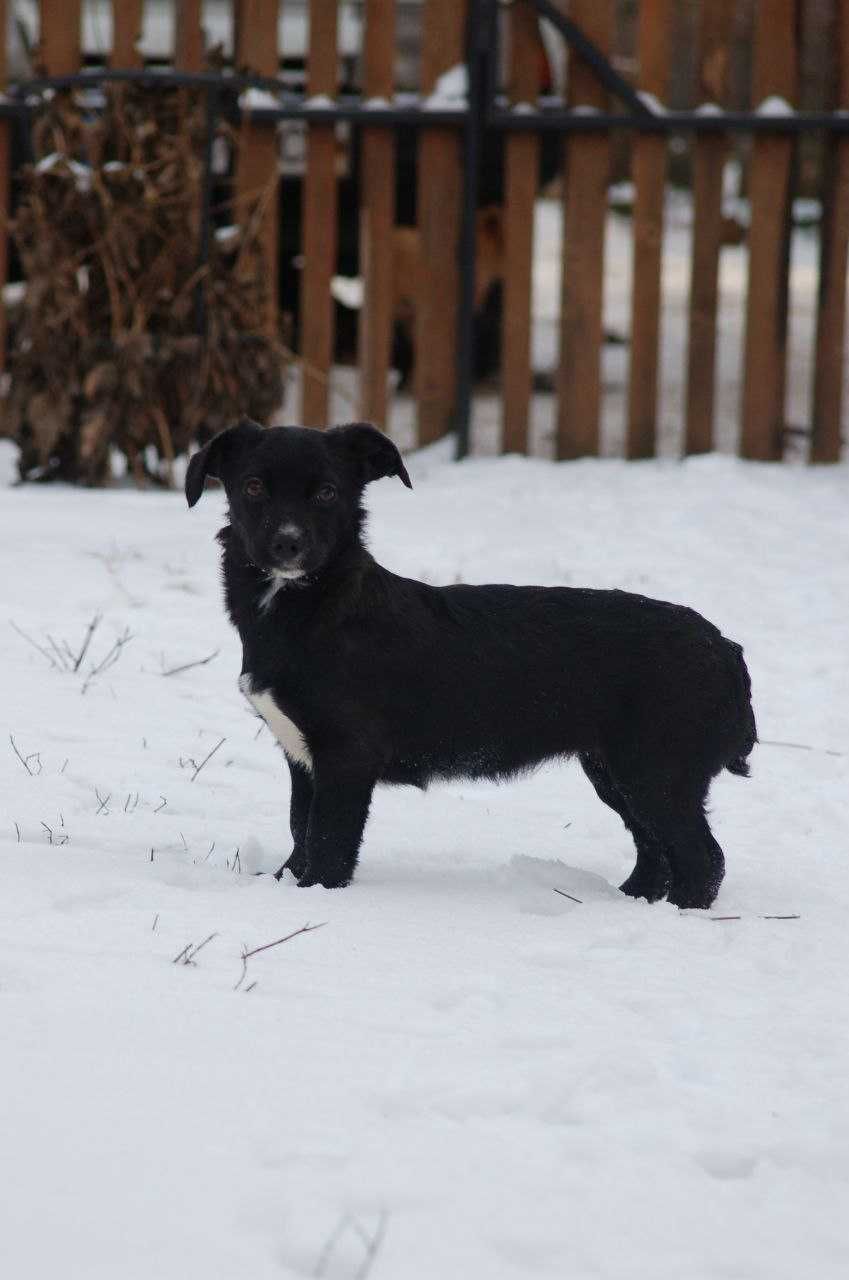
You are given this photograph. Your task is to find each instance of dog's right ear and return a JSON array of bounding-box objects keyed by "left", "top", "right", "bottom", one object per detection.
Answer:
[{"left": 185, "top": 419, "right": 263, "bottom": 508}]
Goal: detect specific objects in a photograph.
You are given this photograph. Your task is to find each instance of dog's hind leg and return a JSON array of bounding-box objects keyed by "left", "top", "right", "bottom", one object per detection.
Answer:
[
  {"left": 579, "top": 753, "right": 672, "bottom": 902},
  {"left": 614, "top": 779, "right": 725, "bottom": 910},
  {"left": 274, "top": 758, "right": 313, "bottom": 881}
]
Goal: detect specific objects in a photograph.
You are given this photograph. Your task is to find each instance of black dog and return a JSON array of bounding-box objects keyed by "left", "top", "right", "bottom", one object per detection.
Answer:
[{"left": 186, "top": 420, "right": 756, "bottom": 908}]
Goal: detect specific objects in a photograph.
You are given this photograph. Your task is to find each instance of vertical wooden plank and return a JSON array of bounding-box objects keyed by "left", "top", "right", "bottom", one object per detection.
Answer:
[
  {"left": 175, "top": 0, "right": 204, "bottom": 73},
  {"left": 111, "top": 0, "right": 144, "bottom": 68},
  {"left": 741, "top": 1, "right": 800, "bottom": 460},
  {"left": 0, "top": 0, "right": 9, "bottom": 371},
  {"left": 234, "top": 1, "right": 280, "bottom": 338},
  {"left": 556, "top": 0, "right": 614, "bottom": 460},
  {"left": 416, "top": 0, "right": 466, "bottom": 445},
  {"left": 684, "top": 0, "right": 735, "bottom": 455},
  {"left": 626, "top": 0, "right": 672, "bottom": 458},
  {"left": 300, "top": 1, "right": 338, "bottom": 424},
  {"left": 39, "top": 0, "right": 82, "bottom": 76},
  {"left": 358, "top": 0, "right": 396, "bottom": 429},
  {"left": 501, "top": 0, "right": 540, "bottom": 454},
  {"left": 811, "top": 0, "right": 849, "bottom": 462}
]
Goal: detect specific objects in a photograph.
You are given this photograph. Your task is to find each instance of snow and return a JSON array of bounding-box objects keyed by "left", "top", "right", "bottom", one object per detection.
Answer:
[
  {"left": 757, "top": 95, "right": 795, "bottom": 117},
  {"left": 239, "top": 88, "right": 281, "bottom": 112},
  {"left": 1, "top": 436, "right": 848, "bottom": 1278}
]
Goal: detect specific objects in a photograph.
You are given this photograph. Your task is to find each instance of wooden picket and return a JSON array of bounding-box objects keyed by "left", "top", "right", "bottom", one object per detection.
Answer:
[
  {"left": 501, "top": 0, "right": 541, "bottom": 454},
  {"left": 174, "top": 0, "right": 204, "bottom": 73},
  {"left": 358, "top": 0, "right": 396, "bottom": 429},
  {"left": 416, "top": 0, "right": 466, "bottom": 445},
  {"left": 556, "top": 0, "right": 614, "bottom": 460},
  {"left": 741, "top": 1, "right": 800, "bottom": 461},
  {"left": 39, "top": 0, "right": 81, "bottom": 75},
  {"left": 626, "top": 0, "right": 672, "bottom": 458},
  {"left": 300, "top": 0, "right": 338, "bottom": 424},
  {"left": 811, "top": 0, "right": 849, "bottom": 462},
  {"left": 684, "top": 0, "right": 735, "bottom": 455},
  {"left": 111, "top": 1, "right": 144, "bottom": 69},
  {"left": 234, "top": 0, "right": 280, "bottom": 339}
]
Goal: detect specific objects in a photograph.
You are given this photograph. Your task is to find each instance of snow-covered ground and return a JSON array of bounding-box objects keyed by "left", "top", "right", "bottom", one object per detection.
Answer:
[{"left": 2, "top": 438, "right": 848, "bottom": 1279}]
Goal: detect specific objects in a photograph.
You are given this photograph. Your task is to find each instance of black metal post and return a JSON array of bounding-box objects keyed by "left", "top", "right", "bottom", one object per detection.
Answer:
[{"left": 453, "top": 0, "right": 491, "bottom": 460}]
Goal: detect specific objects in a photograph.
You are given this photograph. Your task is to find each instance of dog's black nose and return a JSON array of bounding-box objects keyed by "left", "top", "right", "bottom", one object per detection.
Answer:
[{"left": 270, "top": 525, "right": 306, "bottom": 562}]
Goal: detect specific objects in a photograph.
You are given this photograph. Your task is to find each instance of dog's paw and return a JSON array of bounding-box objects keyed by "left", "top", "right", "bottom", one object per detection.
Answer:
[
  {"left": 274, "top": 849, "right": 307, "bottom": 881},
  {"left": 297, "top": 864, "right": 354, "bottom": 889}
]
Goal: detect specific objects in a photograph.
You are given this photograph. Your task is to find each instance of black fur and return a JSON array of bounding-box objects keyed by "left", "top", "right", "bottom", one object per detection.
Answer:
[{"left": 187, "top": 420, "right": 757, "bottom": 908}]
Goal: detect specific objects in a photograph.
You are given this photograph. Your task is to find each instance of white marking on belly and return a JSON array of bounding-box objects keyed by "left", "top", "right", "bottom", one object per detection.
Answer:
[{"left": 239, "top": 673, "right": 313, "bottom": 770}]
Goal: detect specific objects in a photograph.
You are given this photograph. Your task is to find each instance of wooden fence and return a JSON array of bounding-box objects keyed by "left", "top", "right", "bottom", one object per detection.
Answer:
[{"left": 0, "top": 0, "right": 847, "bottom": 463}]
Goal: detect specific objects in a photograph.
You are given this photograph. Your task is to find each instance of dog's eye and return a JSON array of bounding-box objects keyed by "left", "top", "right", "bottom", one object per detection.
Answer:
[
  {"left": 243, "top": 477, "right": 265, "bottom": 499},
  {"left": 316, "top": 484, "right": 337, "bottom": 505}
]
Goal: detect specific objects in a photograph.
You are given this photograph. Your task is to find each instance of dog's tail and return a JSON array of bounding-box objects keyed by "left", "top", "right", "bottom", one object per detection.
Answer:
[{"left": 724, "top": 639, "right": 757, "bottom": 777}]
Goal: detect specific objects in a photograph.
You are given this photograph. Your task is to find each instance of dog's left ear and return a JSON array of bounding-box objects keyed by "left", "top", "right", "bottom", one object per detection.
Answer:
[
  {"left": 327, "top": 422, "right": 412, "bottom": 490},
  {"left": 185, "top": 418, "right": 264, "bottom": 507}
]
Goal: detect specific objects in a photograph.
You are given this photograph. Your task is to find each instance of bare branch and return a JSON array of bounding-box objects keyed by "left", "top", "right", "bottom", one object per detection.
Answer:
[
  {"left": 173, "top": 932, "right": 218, "bottom": 966},
  {"left": 154, "top": 796, "right": 167, "bottom": 813},
  {"left": 70, "top": 615, "right": 102, "bottom": 672},
  {"left": 189, "top": 736, "right": 225, "bottom": 782},
  {"left": 161, "top": 649, "right": 220, "bottom": 678},
  {"left": 235, "top": 922, "right": 327, "bottom": 990},
  {"left": 9, "top": 734, "right": 41, "bottom": 776},
  {"left": 9, "top": 621, "right": 60, "bottom": 669},
  {"left": 760, "top": 737, "right": 843, "bottom": 758},
  {"left": 81, "top": 628, "right": 133, "bottom": 694},
  {"left": 552, "top": 887, "right": 583, "bottom": 904}
]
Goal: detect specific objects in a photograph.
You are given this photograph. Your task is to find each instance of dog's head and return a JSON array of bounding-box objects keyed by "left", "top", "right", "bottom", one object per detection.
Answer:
[{"left": 185, "top": 419, "right": 411, "bottom": 579}]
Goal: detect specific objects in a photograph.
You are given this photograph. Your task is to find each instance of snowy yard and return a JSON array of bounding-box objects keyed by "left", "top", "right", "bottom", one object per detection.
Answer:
[{"left": 1, "top": 438, "right": 848, "bottom": 1279}]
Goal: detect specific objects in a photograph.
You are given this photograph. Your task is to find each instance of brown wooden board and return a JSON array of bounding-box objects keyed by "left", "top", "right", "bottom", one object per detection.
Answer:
[
  {"left": 556, "top": 0, "right": 613, "bottom": 460},
  {"left": 111, "top": 0, "right": 143, "bottom": 69},
  {"left": 415, "top": 0, "right": 466, "bottom": 446},
  {"left": 234, "top": 1, "right": 280, "bottom": 341},
  {"left": 684, "top": 0, "right": 734, "bottom": 455},
  {"left": 174, "top": 0, "right": 204, "bottom": 73},
  {"left": 501, "top": 0, "right": 540, "bottom": 455},
  {"left": 39, "top": 0, "right": 81, "bottom": 76},
  {"left": 626, "top": 0, "right": 672, "bottom": 459},
  {"left": 358, "top": 0, "right": 396, "bottom": 429},
  {"left": 811, "top": 0, "right": 849, "bottom": 462},
  {"left": 741, "top": 1, "right": 799, "bottom": 461},
  {"left": 300, "top": 1, "right": 338, "bottom": 425}
]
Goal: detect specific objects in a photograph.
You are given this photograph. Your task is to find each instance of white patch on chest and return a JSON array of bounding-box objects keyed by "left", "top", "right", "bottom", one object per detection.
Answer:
[{"left": 239, "top": 673, "right": 313, "bottom": 771}]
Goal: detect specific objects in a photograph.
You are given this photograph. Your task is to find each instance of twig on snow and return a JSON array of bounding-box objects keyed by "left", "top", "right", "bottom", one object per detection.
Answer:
[
  {"left": 760, "top": 737, "right": 843, "bottom": 759},
  {"left": 172, "top": 932, "right": 218, "bottom": 965},
  {"left": 314, "top": 1211, "right": 389, "bottom": 1280},
  {"left": 9, "top": 734, "right": 42, "bottom": 776},
  {"left": 552, "top": 887, "right": 583, "bottom": 904},
  {"left": 68, "top": 615, "right": 102, "bottom": 671},
  {"left": 189, "top": 736, "right": 225, "bottom": 782},
  {"left": 9, "top": 620, "right": 61, "bottom": 669},
  {"left": 234, "top": 921, "right": 327, "bottom": 990},
  {"left": 94, "top": 788, "right": 111, "bottom": 815},
  {"left": 160, "top": 649, "right": 220, "bottom": 678},
  {"left": 81, "top": 628, "right": 133, "bottom": 694}
]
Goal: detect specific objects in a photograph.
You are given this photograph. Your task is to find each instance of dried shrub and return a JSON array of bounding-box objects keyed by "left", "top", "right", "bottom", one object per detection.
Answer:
[{"left": 3, "top": 83, "right": 286, "bottom": 485}]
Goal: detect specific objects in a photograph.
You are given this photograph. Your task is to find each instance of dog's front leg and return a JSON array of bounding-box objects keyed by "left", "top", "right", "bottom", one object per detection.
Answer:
[
  {"left": 298, "top": 761, "right": 374, "bottom": 889},
  {"left": 274, "top": 758, "right": 313, "bottom": 881}
]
